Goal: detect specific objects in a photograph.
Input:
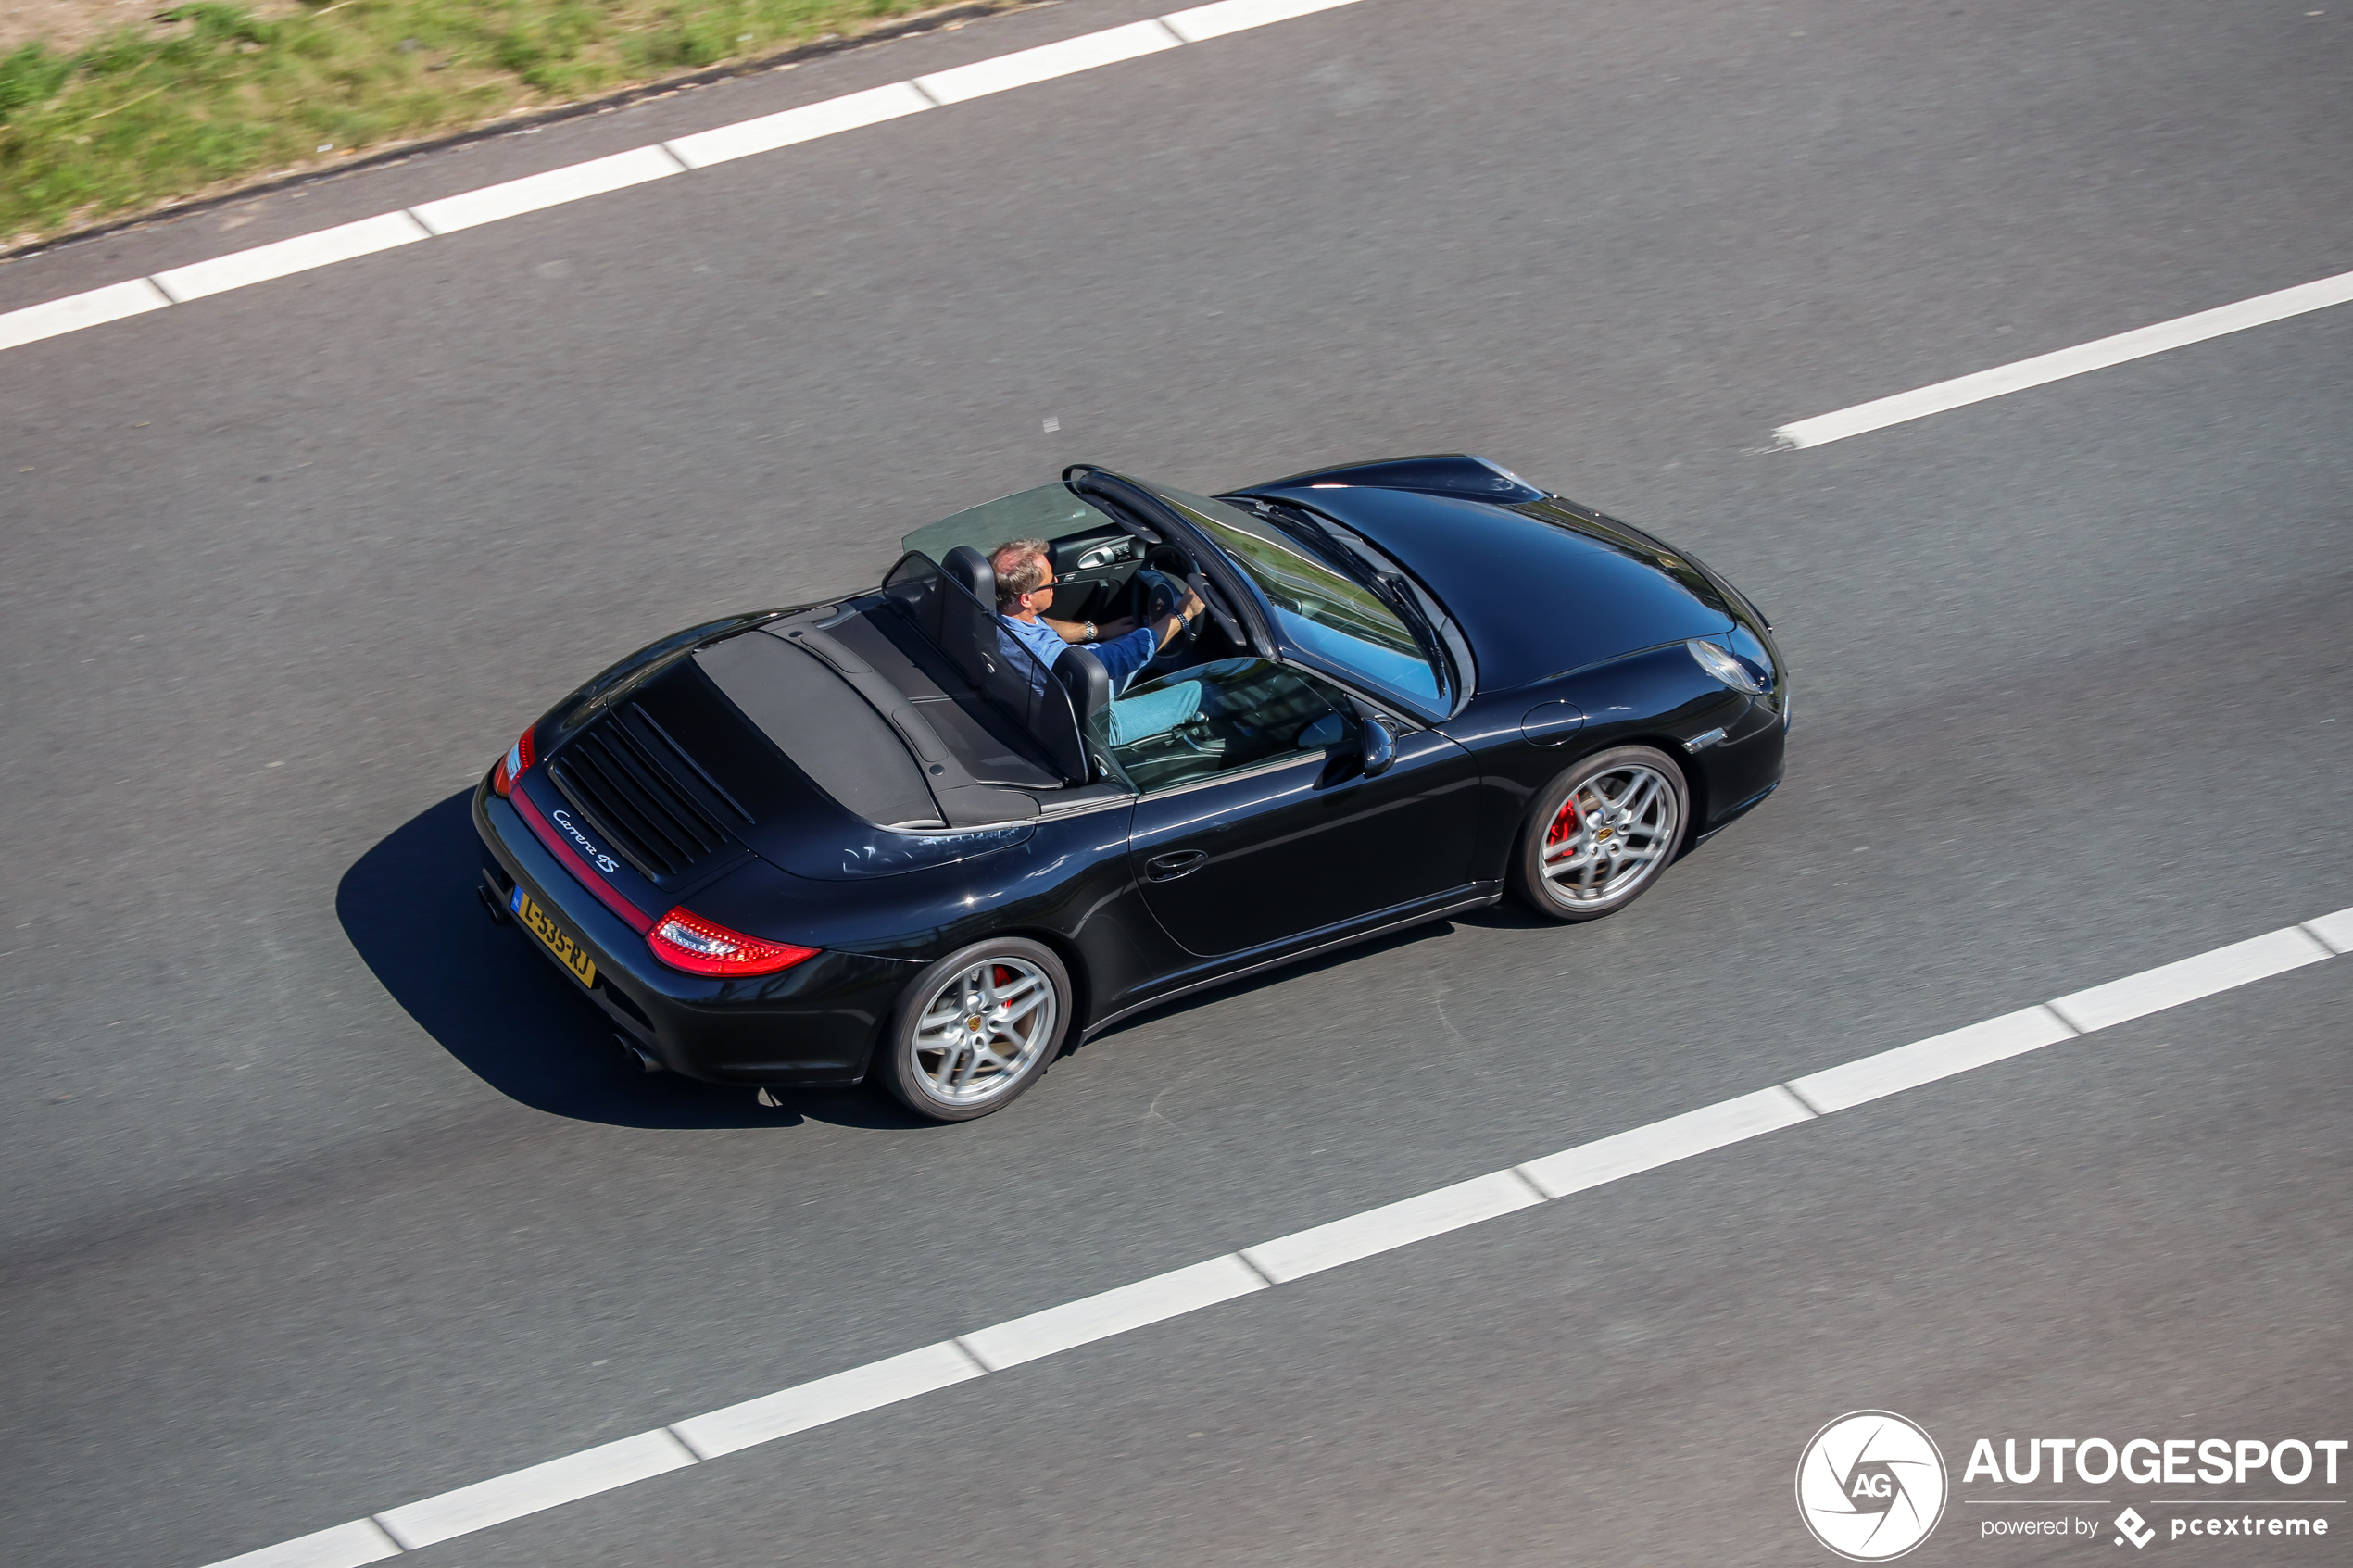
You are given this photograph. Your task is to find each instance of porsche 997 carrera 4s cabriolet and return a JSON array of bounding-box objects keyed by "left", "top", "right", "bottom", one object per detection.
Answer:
[{"left": 472, "top": 455, "right": 1787, "bottom": 1119}]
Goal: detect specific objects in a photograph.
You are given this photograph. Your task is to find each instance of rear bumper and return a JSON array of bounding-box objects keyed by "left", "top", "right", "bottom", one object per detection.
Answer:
[{"left": 472, "top": 778, "right": 914, "bottom": 1086}]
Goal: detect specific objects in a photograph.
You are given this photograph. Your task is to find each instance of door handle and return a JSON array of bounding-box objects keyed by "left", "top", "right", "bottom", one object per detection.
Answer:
[{"left": 1144, "top": 849, "right": 1208, "bottom": 882}]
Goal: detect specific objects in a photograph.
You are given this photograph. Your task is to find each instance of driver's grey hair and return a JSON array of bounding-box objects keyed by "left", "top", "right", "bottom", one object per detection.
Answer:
[{"left": 989, "top": 538, "right": 1051, "bottom": 610}]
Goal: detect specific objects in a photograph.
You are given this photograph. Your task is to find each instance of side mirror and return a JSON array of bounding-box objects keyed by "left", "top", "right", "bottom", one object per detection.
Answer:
[{"left": 1359, "top": 716, "right": 1396, "bottom": 778}]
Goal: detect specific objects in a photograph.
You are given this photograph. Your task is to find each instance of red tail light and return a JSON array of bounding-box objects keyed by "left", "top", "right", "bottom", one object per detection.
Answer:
[
  {"left": 648, "top": 907, "right": 819, "bottom": 977},
  {"left": 491, "top": 726, "right": 538, "bottom": 797}
]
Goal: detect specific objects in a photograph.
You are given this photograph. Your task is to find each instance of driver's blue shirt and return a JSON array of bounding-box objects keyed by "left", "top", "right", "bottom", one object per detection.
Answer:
[{"left": 999, "top": 612, "right": 1157, "bottom": 695}]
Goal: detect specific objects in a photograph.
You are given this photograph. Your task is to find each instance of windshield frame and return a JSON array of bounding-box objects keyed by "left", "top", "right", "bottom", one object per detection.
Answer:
[{"left": 1118, "top": 477, "right": 1459, "bottom": 721}]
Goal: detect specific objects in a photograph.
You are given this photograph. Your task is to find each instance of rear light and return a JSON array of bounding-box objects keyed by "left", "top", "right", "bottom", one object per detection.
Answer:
[
  {"left": 648, "top": 907, "right": 819, "bottom": 977},
  {"left": 491, "top": 726, "right": 538, "bottom": 797}
]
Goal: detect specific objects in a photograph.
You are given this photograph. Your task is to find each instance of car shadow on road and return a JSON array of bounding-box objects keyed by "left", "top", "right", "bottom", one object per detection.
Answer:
[{"left": 335, "top": 790, "right": 927, "bottom": 1132}]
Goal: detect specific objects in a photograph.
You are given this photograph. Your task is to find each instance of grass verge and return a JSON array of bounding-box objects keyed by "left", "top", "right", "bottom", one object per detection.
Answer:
[{"left": 0, "top": 0, "right": 956, "bottom": 247}]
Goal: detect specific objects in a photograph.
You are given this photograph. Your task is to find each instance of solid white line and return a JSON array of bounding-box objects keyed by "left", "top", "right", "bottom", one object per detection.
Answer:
[
  {"left": 1241, "top": 1169, "right": 1545, "bottom": 1284},
  {"left": 409, "top": 145, "right": 686, "bottom": 235},
  {"left": 1161, "top": 0, "right": 1365, "bottom": 43},
  {"left": 0, "top": 277, "right": 170, "bottom": 352},
  {"left": 371, "top": 1429, "right": 696, "bottom": 1549},
  {"left": 1515, "top": 1086, "right": 1816, "bottom": 1200},
  {"left": 199, "top": 1519, "right": 400, "bottom": 1568},
  {"left": 912, "top": 18, "right": 1183, "bottom": 106},
  {"left": 1786, "top": 1005, "right": 2078, "bottom": 1115},
  {"left": 192, "top": 906, "right": 2347, "bottom": 1565},
  {"left": 150, "top": 213, "right": 432, "bottom": 304},
  {"left": 664, "top": 81, "right": 935, "bottom": 169},
  {"left": 2305, "top": 906, "right": 2353, "bottom": 955},
  {"left": 957, "top": 1254, "right": 1267, "bottom": 1371},
  {"left": 2047, "top": 926, "right": 2333, "bottom": 1034},
  {"left": 1773, "top": 269, "right": 2353, "bottom": 448},
  {"left": 670, "top": 1341, "right": 985, "bottom": 1460}
]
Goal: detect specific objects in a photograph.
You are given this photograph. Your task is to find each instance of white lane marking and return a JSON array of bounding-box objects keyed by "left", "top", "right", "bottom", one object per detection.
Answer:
[
  {"left": 148, "top": 213, "right": 432, "bottom": 304},
  {"left": 371, "top": 1429, "right": 695, "bottom": 1549},
  {"left": 200, "top": 1519, "right": 400, "bottom": 1568},
  {"left": 2306, "top": 906, "right": 2353, "bottom": 955},
  {"left": 1773, "top": 269, "right": 2353, "bottom": 447},
  {"left": 671, "top": 1341, "right": 984, "bottom": 1460},
  {"left": 0, "top": 277, "right": 170, "bottom": 352},
  {"left": 2047, "top": 926, "right": 2332, "bottom": 1034},
  {"left": 1241, "top": 1169, "right": 1545, "bottom": 1284},
  {"left": 664, "top": 81, "right": 934, "bottom": 169},
  {"left": 1515, "top": 1086, "right": 1815, "bottom": 1200},
  {"left": 912, "top": 18, "right": 1183, "bottom": 106},
  {"left": 409, "top": 145, "right": 686, "bottom": 235},
  {"left": 957, "top": 1253, "right": 1267, "bottom": 1371},
  {"left": 1785, "top": 1004, "right": 2076, "bottom": 1115},
  {"left": 3, "top": 2, "right": 1362, "bottom": 352},
  {"left": 195, "top": 907, "right": 2347, "bottom": 1565},
  {"left": 1162, "top": 0, "right": 1364, "bottom": 44}
]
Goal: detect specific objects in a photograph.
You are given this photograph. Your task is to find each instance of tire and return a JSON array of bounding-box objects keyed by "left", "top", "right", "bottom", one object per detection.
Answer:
[
  {"left": 875, "top": 937, "right": 1072, "bottom": 1121},
  {"left": 1508, "top": 745, "right": 1689, "bottom": 922}
]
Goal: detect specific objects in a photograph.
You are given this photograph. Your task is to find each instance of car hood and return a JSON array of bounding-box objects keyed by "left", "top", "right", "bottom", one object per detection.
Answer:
[{"left": 1245, "top": 482, "right": 1735, "bottom": 692}]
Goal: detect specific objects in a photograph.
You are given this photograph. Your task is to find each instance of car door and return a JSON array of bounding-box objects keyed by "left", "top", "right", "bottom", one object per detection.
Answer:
[{"left": 1116, "top": 659, "right": 1479, "bottom": 957}]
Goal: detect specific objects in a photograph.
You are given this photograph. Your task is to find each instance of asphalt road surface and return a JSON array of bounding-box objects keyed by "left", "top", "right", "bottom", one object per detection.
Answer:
[{"left": 4, "top": 1, "right": 2349, "bottom": 1564}]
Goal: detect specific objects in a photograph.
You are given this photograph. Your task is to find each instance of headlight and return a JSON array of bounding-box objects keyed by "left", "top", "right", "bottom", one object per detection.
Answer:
[{"left": 1687, "top": 638, "right": 1764, "bottom": 695}]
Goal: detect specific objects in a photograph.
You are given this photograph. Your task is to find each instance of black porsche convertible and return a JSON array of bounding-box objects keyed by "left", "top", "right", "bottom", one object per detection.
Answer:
[{"left": 472, "top": 456, "right": 1787, "bottom": 1120}]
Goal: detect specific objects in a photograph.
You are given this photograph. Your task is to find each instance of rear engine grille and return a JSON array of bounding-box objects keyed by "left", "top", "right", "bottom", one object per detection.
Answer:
[{"left": 547, "top": 705, "right": 749, "bottom": 881}]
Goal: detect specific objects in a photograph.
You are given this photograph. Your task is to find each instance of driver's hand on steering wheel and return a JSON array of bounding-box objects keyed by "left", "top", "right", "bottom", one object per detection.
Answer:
[{"left": 1156, "top": 585, "right": 1206, "bottom": 647}]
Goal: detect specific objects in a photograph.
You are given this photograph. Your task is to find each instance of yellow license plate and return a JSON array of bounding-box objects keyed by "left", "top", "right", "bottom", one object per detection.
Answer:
[{"left": 510, "top": 886, "right": 597, "bottom": 988}]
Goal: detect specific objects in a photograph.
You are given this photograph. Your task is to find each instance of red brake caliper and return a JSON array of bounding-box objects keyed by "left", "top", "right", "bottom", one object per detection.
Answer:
[{"left": 1546, "top": 793, "right": 1579, "bottom": 849}]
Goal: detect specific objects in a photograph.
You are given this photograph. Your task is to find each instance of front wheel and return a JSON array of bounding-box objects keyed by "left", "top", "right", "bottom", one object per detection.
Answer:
[
  {"left": 875, "top": 938, "right": 1072, "bottom": 1121},
  {"left": 1509, "top": 746, "right": 1689, "bottom": 922}
]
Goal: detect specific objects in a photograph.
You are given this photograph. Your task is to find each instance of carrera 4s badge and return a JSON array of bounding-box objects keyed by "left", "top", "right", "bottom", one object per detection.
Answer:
[{"left": 550, "top": 809, "right": 622, "bottom": 874}]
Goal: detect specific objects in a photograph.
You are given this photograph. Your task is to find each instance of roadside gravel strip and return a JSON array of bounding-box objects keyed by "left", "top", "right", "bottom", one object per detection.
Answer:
[{"left": 204, "top": 906, "right": 2353, "bottom": 1568}]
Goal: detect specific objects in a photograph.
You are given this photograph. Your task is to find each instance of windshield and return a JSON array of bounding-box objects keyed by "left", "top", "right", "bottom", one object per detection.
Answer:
[
  {"left": 1148, "top": 484, "right": 1441, "bottom": 704},
  {"left": 900, "top": 483, "right": 1122, "bottom": 563}
]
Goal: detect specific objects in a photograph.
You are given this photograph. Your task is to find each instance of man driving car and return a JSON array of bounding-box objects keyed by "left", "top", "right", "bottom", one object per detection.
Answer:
[{"left": 990, "top": 537, "right": 1202, "bottom": 695}]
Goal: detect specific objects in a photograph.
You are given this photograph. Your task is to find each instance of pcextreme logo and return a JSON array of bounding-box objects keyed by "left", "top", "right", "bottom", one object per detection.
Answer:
[{"left": 1796, "top": 1411, "right": 1950, "bottom": 1561}]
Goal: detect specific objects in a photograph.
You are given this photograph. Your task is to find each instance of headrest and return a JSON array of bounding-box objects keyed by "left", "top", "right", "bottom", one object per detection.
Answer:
[{"left": 941, "top": 546, "right": 996, "bottom": 612}]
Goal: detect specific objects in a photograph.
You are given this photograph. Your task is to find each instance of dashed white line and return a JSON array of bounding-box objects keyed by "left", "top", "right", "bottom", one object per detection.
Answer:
[
  {"left": 195, "top": 903, "right": 2351, "bottom": 1568},
  {"left": 1162, "top": 0, "right": 1365, "bottom": 44},
  {"left": 1773, "top": 268, "right": 2353, "bottom": 448},
  {"left": 912, "top": 17, "right": 1183, "bottom": 106},
  {"left": 205, "top": 1520, "right": 399, "bottom": 1568},
  {"left": 1516, "top": 1085, "right": 1814, "bottom": 1198},
  {"left": 663, "top": 81, "right": 935, "bottom": 170},
  {"left": 409, "top": 144, "right": 686, "bottom": 235},
  {"left": 0, "top": 2, "right": 1368, "bottom": 357},
  {"left": 958, "top": 1253, "right": 1268, "bottom": 1371},
  {"left": 371, "top": 1428, "right": 696, "bottom": 1550},
  {"left": 671, "top": 1341, "right": 985, "bottom": 1461},
  {"left": 1786, "top": 1005, "right": 2075, "bottom": 1116},
  {"left": 2048, "top": 926, "right": 2332, "bottom": 1033},
  {"left": 148, "top": 212, "right": 432, "bottom": 304},
  {"left": 1243, "top": 1169, "right": 1545, "bottom": 1284},
  {"left": 0, "top": 276, "right": 170, "bottom": 352}
]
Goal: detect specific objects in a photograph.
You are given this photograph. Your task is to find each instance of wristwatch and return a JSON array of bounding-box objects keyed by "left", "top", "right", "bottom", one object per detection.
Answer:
[{"left": 1082, "top": 621, "right": 1098, "bottom": 642}]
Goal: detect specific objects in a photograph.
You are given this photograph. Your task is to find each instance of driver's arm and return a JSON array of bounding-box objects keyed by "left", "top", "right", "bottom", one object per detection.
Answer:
[{"left": 1153, "top": 587, "right": 1206, "bottom": 649}]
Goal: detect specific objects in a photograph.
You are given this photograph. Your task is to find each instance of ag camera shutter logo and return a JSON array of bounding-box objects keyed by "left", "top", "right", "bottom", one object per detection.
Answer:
[{"left": 1796, "top": 1411, "right": 1949, "bottom": 1561}]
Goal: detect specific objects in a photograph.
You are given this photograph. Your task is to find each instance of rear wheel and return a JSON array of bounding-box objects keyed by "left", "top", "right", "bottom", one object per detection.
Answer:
[
  {"left": 1509, "top": 746, "right": 1688, "bottom": 922},
  {"left": 875, "top": 937, "right": 1071, "bottom": 1121}
]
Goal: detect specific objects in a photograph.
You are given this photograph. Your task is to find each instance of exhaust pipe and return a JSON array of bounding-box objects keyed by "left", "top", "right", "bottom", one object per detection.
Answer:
[
  {"left": 615, "top": 1035, "right": 663, "bottom": 1073},
  {"left": 476, "top": 872, "right": 511, "bottom": 923}
]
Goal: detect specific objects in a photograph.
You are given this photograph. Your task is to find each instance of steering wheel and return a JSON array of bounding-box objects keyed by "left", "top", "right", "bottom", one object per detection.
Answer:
[{"left": 1138, "top": 570, "right": 1201, "bottom": 658}]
